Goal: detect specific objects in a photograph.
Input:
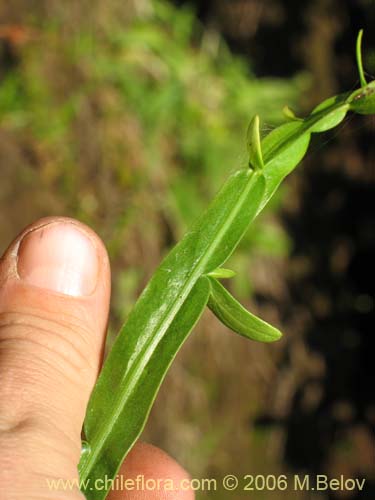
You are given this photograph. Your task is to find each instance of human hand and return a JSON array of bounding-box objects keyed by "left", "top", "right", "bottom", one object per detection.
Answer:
[{"left": 0, "top": 217, "right": 193, "bottom": 500}]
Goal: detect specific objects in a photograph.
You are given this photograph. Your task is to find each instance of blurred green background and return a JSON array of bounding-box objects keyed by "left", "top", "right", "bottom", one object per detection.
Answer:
[{"left": 0, "top": 1, "right": 374, "bottom": 499}]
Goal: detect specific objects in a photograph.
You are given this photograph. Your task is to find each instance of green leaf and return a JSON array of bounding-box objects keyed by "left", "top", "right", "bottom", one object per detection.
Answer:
[
  {"left": 258, "top": 97, "right": 350, "bottom": 212},
  {"left": 282, "top": 105, "right": 302, "bottom": 121},
  {"left": 208, "top": 267, "right": 236, "bottom": 279},
  {"left": 79, "top": 168, "right": 266, "bottom": 498},
  {"left": 80, "top": 277, "right": 211, "bottom": 499},
  {"left": 78, "top": 33, "right": 375, "bottom": 498},
  {"left": 247, "top": 115, "right": 264, "bottom": 170},
  {"left": 207, "top": 277, "right": 282, "bottom": 343},
  {"left": 356, "top": 29, "right": 367, "bottom": 87}
]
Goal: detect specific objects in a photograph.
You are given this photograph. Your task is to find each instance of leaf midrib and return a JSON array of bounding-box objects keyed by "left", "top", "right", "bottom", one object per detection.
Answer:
[{"left": 81, "top": 169, "right": 259, "bottom": 480}]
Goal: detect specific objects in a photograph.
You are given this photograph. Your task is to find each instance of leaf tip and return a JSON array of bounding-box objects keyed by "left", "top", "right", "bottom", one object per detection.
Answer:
[
  {"left": 207, "top": 267, "right": 236, "bottom": 279},
  {"left": 247, "top": 114, "right": 264, "bottom": 171},
  {"left": 356, "top": 29, "right": 367, "bottom": 87},
  {"left": 265, "top": 327, "right": 283, "bottom": 343},
  {"left": 283, "top": 105, "right": 302, "bottom": 121}
]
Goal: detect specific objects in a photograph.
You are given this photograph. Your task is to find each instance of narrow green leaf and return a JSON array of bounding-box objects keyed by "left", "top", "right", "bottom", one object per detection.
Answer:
[
  {"left": 356, "top": 29, "right": 367, "bottom": 87},
  {"left": 78, "top": 33, "right": 375, "bottom": 499},
  {"left": 247, "top": 115, "right": 264, "bottom": 170},
  {"left": 79, "top": 169, "right": 266, "bottom": 498},
  {"left": 310, "top": 96, "right": 350, "bottom": 132},
  {"left": 207, "top": 277, "right": 282, "bottom": 343},
  {"left": 258, "top": 98, "right": 350, "bottom": 212},
  {"left": 80, "top": 277, "right": 211, "bottom": 499},
  {"left": 207, "top": 268, "right": 236, "bottom": 279}
]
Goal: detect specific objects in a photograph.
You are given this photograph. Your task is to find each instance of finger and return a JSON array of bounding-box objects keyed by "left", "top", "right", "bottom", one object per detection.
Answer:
[
  {"left": 0, "top": 217, "right": 111, "bottom": 499},
  {"left": 107, "top": 442, "right": 194, "bottom": 500}
]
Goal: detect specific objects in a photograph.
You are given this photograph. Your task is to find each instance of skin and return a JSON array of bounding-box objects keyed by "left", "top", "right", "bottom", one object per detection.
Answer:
[{"left": 0, "top": 216, "right": 194, "bottom": 500}]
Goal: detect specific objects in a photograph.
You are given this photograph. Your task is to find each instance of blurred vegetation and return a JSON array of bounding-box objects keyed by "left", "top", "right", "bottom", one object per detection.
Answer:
[
  {"left": 180, "top": 2, "right": 375, "bottom": 499},
  {"left": 0, "top": 0, "right": 303, "bottom": 325},
  {"left": 0, "top": 2, "right": 305, "bottom": 498}
]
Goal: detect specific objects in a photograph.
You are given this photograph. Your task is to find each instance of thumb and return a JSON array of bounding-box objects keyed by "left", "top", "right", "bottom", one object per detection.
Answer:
[{"left": 0, "top": 217, "right": 111, "bottom": 499}]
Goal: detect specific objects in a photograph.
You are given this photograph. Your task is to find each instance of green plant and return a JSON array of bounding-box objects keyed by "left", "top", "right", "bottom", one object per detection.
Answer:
[
  {"left": 78, "top": 32, "right": 375, "bottom": 499},
  {"left": 0, "top": 0, "right": 302, "bottom": 304}
]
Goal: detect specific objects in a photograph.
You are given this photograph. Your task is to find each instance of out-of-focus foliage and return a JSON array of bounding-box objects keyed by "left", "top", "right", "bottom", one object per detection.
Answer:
[
  {"left": 7, "top": 1, "right": 374, "bottom": 499},
  {"left": 0, "top": 0, "right": 303, "bottom": 315},
  {"left": 0, "top": 4, "right": 306, "bottom": 497}
]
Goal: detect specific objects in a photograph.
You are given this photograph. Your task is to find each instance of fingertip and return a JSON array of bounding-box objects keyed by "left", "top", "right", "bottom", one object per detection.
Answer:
[
  {"left": 108, "top": 442, "right": 194, "bottom": 500},
  {"left": 1, "top": 216, "right": 111, "bottom": 298},
  {"left": 1, "top": 215, "right": 111, "bottom": 328}
]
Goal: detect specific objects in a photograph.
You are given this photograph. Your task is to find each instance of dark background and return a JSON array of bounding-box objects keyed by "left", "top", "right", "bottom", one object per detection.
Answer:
[{"left": 177, "top": 1, "right": 375, "bottom": 497}]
